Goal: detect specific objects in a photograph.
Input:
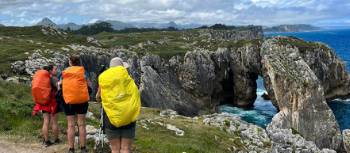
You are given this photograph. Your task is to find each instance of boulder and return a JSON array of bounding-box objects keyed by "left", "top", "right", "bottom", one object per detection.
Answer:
[
  {"left": 261, "top": 92, "right": 270, "bottom": 100},
  {"left": 10, "top": 61, "right": 26, "bottom": 74},
  {"left": 267, "top": 125, "right": 336, "bottom": 153},
  {"left": 203, "top": 113, "right": 271, "bottom": 152},
  {"left": 5, "top": 76, "right": 19, "bottom": 83},
  {"left": 159, "top": 109, "right": 178, "bottom": 119},
  {"left": 166, "top": 124, "right": 184, "bottom": 136},
  {"left": 261, "top": 37, "right": 342, "bottom": 150},
  {"left": 343, "top": 129, "right": 350, "bottom": 153}
]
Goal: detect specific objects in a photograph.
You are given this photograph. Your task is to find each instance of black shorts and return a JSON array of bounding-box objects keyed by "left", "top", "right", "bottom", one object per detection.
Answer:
[
  {"left": 63, "top": 102, "right": 89, "bottom": 116},
  {"left": 105, "top": 122, "right": 136, "bottom": 139},
  {"left": 103, "top": 110, "right": 136, "bottom": 139}
]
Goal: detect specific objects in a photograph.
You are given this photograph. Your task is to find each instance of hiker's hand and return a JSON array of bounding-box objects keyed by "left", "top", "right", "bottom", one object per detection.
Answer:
[
  {"left": 96, "top": 94, "right": 101, "bottom": 103},
  {"left": 96, "top": 87, "right": 101, "bottom": 102}
]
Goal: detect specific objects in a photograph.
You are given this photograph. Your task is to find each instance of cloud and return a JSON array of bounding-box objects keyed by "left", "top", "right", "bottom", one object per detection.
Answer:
[{"left": 0, "top": 0, "right": 348, "bottom": 26}]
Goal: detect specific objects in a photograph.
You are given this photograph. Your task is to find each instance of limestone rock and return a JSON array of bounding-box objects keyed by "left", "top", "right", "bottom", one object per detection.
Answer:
[
  {"left": 261, "top": 37, "right": 342, "bottom": 150},
  {"left": 343, "top": 129, "right": 350, "bottom": 153},
  {"left": 199, "top": 26, "right": 263, "bottom": 41},
  {"left": 87, "top": 37, "right": 101, "bottom": 46},
  {"left": 160, "top": 109, "right": 178, "bottom": 119},
  {"left": 5, "top": 76, "right": 19, "bottom": 83},
  {"left": 86, "top": 125, "right": 98, "bottom": 135},
  {"left": 10, "top": 61, "right": 26, "bottom": 74},
  {"left": 166, "top": 124, "right": 184, "bottom": 136},
  {"left": 203, "top": 113, "right": 271, "bottom": 152},
  {"left": 267, "top": 123, "right": 336, "bottom": 153}
]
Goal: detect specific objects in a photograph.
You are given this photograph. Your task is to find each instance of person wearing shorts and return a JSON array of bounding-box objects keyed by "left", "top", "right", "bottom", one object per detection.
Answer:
[
  {"left": 96, "top": 57, "right": 139, "bottom": 153},
  {"left": 58, "top": 55, "right": 90, "bottom": 153},
  {"left": 32, "top": 65, "right": 61, "bottom": 147}
]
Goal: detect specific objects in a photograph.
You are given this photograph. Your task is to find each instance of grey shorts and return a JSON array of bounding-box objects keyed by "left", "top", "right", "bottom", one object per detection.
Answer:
[{"left": 105, "top": 122, "right": 136, "bottom": 140}]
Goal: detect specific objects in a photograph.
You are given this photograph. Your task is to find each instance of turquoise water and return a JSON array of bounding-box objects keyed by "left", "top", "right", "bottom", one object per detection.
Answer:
[
  {"left": 221, "top": 29, "right": 350, "bottom": 130},
  {"left": 219, "top": 77, "right": 277, "bottom": 128}
]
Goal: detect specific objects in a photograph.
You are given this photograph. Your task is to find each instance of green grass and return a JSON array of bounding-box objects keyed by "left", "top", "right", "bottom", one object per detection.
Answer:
[
  {"left": 95, "top": 30, "right": 262, "bottom": 59},
  {"left": 0, "top": 81, "right": 96, "bottom": 141},
  {"left": 0, "top": 26, "right": 90, "bottom": 74},
  {"left": 276, "top": 37, "right": 329, "bottom": 53},
  {"left": 0, "top": 27, "right": 264, "bottom": 74},
  {"left": 0, "top": 81, "right": 255, "bottom": 153},
  {"left": 133, "top": 108, "right": 245, "bottom": 153}
]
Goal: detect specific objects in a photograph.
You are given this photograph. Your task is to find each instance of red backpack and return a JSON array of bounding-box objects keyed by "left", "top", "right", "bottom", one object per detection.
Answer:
[{"left": 32, "top": 70, "right": 51, "bottom": 105}]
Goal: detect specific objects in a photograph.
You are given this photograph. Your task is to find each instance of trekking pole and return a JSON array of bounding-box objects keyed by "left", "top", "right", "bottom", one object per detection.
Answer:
[{"left": 100, "top": 104, "right": 104, "bottom": 152}]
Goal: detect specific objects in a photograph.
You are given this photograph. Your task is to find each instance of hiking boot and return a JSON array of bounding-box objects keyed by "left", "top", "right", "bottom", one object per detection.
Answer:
[
  {"left": 54, "top": 138, "right": 61, "bottom": 144},
  {"left": 80, "top": 146, "right": 87, "bottom": 153},
  {"left": 68, "top": 148, "right": 75, "bottom": 153},
  {"left": 43, "top": 140, "right": 53, "bottom": 147}
]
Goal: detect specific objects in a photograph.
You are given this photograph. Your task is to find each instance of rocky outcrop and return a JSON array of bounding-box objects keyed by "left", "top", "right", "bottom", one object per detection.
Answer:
[
  {"left": 140, "top": 44, "right": 262, "bottom": 115},
  {"left": 261, "top": 38, "right": 343, "bottom": 150},
  {"left": 203, "top": 113, "right": 271, "bottom": 152},
  {"left": 344, "top": 129, "right": 350, "bottom": 153},
  {"left": 139, "top": 55, "right": 200, "bottom": 116},
  {"left": 203, "top": 112, "right": 336, "bottom": 153},
  {"left": 297, "top": 41, "right": 350, "bottom": 101},
  {"left": 199, "top": 26, "right": 263, "bottom": 41},
  {"left": 267, "top": 125, "right": 336, "bottom": 153}
]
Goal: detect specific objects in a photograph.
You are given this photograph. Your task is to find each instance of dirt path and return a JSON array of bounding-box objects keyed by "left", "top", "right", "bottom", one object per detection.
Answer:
[{"left": 0, "top": 139, "right": 67, "bottom": 153}]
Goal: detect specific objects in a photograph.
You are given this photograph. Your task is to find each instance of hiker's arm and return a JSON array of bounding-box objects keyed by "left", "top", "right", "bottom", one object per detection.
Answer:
[
  {"left": 57, "top": 80, "right": 62, "bottom": 90},
  {"left": 96, "top": 87, "right": 101, "bottom": 103}
]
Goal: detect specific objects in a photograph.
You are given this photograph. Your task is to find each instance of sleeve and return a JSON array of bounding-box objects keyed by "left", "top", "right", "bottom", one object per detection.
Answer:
[
  {"left": 85, "top": 71, "right": 89, "bottom": 79},
  {"left": 57, "top": 70, "right": 62, "bottom": 81}
]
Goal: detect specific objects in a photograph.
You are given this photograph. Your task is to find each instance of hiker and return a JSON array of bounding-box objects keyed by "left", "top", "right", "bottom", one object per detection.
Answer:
[
  {"left": 58, "top": 55, "right": 90, "bottom": 153},
  {"left": 32, "top": 65, "right": 61, "bottom": 147},
  {"left": 96, "top": 57, "right": 141, "bottom": 153}
]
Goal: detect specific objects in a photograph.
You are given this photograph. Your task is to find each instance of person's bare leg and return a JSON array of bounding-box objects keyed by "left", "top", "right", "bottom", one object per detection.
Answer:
[
  {"left": 109, "top": 138, "right": 121, "bottom": 153},
  {"left": 77, "top": 114, "right": 86, "bottom": 148},
  {"left": 50, "top": 113, "right": 59, "bottom": 140},
  {"left": 42, "top": 113, "right": 50, "bottom": 141},
  {"left": 120, "top": 138, "right": 132, "bottom": 153},
  {"left": 66, "top": 115, "right": 75, "bottom": 149}
]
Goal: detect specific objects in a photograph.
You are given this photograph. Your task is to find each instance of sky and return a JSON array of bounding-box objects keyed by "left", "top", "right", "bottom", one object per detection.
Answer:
[{"left": 0, "top": 0, "right": 349, "bottom": 27}]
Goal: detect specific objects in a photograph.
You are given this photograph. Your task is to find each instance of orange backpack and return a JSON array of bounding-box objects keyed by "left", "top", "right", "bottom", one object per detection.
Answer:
[
  {"left": 62, "top": 66, "right": 90, "bottom": 104},
  {"left": 32, "top": 70, "right": 51, "bottom": 105}
]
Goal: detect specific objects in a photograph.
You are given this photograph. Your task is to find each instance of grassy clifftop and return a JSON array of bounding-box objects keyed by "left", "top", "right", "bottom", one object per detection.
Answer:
[
  {"left": 0, "top": 26, "right": 89, "bottom": 74},
  {"left": 0, "top": 26, "right": 263, "bottom": 74},
  {"left": 0, "top": 81, "right": 258, "bottom": 153}
]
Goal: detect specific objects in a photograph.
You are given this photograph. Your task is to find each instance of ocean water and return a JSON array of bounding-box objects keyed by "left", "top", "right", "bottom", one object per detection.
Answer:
[
  {"left": 219, "top": 76, "right": 277, "bottom": 128},
  {"left": 266, "top": 29, "right": 350, "bottom": 71},
  {"left": 220, "top": 29, "right": 350, "bottom": 130}
]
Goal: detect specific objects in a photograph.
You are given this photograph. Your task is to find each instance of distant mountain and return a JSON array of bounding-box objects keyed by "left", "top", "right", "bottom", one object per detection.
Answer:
[
  {"left": 0, "top": 24, "right": 4, "bottom": 27},
  {"left": 321, "top": 25, "right": 350, "bottom": 30},
  {"left": 129, "top": 21, "right": 202, "bottom": 29},
  {"left": 34, "top": 18, "right": 202, "bottom": 31},
  {"left": 36, "top": 17, "right": 58, "bottom": 28},
  {"left": 180, "top": 23, "right": 203, "bottom": 29},
  {"left": 58, "top": 22, "right": 82, "bottom": 30},
  {"left": 264, "top": 24, "right": 321, "bottom": 32},
  {"left": 96, "top": 20, "right": 135, "bottom": 30}
]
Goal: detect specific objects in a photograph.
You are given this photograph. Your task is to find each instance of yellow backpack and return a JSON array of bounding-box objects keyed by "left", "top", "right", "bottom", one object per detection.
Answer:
[{"left": 99, "top": 66, "right": 141, "bottom": 127}]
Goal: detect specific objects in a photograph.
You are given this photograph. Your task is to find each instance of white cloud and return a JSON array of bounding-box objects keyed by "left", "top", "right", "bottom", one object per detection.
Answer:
[
  {"left": 88, "top": 18, "right": 99, "bottom": 24},
  {"left": 0, "top": 0, "right": 348, "bottom": 26}
]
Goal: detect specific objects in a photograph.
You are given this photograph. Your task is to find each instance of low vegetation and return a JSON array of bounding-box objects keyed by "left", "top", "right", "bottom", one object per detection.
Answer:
[
  {"left": 0, "top": 26, "right": 89, "bottom": 74},
  {"left": 276, "top": 36, "right": 329, "bottom": 52},
  {"left": 0, "top": 80, "right": 250, "bottom": 153}
]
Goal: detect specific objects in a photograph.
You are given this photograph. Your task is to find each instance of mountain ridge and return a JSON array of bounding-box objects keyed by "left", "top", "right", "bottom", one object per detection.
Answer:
[{"left": 263, "top": 24, "right": 321, "bottom": 32}]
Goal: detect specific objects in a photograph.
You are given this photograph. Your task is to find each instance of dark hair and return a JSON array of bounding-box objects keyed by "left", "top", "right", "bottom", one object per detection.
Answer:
[
  {"left": 69, "top": 55, "right": 81, "bottom": 66},
  {"left": 43, "top": 65, "right": 53, "bottom": 72}
]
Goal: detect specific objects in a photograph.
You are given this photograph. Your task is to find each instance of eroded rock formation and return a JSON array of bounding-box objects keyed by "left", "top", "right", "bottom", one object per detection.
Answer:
[
  {"left": 261, "top": 37, "right": 343, "bottom": 151},
  {"left": 9, "top": 31, "right": 350, "bottom": 151}
]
